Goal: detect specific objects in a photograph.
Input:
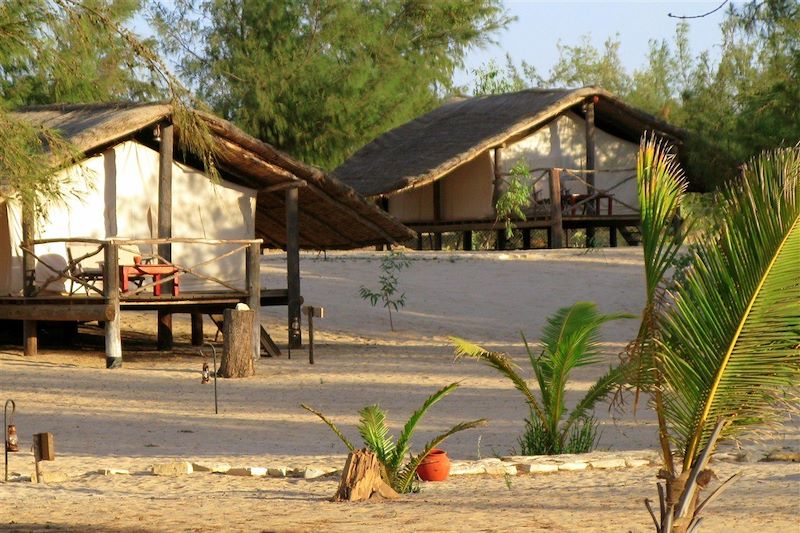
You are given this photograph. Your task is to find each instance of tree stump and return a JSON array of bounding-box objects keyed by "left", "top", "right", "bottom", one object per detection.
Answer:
[
  {"left": 332, "top": 449, "right": 399, "bottom": 502},
  {"left": 219, "top": 308, "right": 255, "bottom": 378}
]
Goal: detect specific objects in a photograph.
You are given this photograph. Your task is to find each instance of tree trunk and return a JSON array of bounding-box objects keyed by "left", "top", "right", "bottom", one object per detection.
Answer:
[
  {"left": 219, "top": 308, "right": 255, "bottom": 378},
  {"left": 332, "top": 449, "right": 399, "bottom": 502}
]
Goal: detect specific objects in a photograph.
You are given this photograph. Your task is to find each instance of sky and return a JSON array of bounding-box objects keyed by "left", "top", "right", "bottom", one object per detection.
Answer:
[{"left": 452, "top": 0, "right": 736, "bottom": 90}]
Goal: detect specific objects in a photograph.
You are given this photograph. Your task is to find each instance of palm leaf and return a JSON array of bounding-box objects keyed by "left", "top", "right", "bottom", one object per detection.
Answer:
[
  {"left": 538, "top": 302, "right": 632, "bottom": 437},
  {"left": 657, "top": 147, "right": 800, "bottom": 470},
  {"left": 624, "top": 136, "right": 690, "bottom": 401},
  {"left": 358, "top": 405, "right": 395, "bottom": 468},
  {"left": 452, "top": 337, "right": 547, "bottom": 426},
  {"left": 522, "top": 332, "right": 550, "bottom": 411},
  {"left": 300, "top": 403, "right": 355, "bottom": 452},
  {"left": 393, "top": 419, "right": 487, "bottom": 493},
  {"left": 563, "top": 363, "right": 626, "bottom": 435},
  {"left": 390, "top": 382, "right": 458, "bottom": 473}
]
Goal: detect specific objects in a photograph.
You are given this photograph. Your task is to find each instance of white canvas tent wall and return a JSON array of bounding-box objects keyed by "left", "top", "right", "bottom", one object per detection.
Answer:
[
  {"left": 0, "top": 140, "right": 255, "bottom": 295},
  {"left": 386, "top": 111, "right": 638, "bottom": 223}
]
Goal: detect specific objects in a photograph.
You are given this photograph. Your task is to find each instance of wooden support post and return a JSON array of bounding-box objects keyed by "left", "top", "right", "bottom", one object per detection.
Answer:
[
  {"left": 432, "top": 181, "right": 442, "bottom": 250},
  {"left": 157, "top": 121, "right": 174, "bottom": 351},
  {"left": 21, "top": 204, "right": 37, "bottom": 357},
  {"left": 496, "top": 229, "right": 506, "bottom": 250},
  {"left": 286, "top": 187, "right": 301, "bottom": 349},
  {"left": 191, "top": 313, "right": 204, "bottom": 346},
  {"left": 416, "top": 233, "right": 423, "bottom": 250},
  {"left": 104, "top": 242, "right": 122, "bottom": 368},
  {"left": 548, "top": 169, "right": 564, "bottom": 249},
  {"left": 522, "top": 228, "right": 531, "bottom": 250},
  {"left": 462, "top": 230, "right": 472, "bottom": 251},
  {"left": 246, "top": 242, "right": 261, "bottom": 361},
  {"left": 584, "top": 99, "right": 597, "bottom": 246},
  {"left": 609, "top": 226, "right": 618, "bottom": 247}
]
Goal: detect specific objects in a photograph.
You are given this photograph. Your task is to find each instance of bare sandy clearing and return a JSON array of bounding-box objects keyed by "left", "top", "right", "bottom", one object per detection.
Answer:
[{"left": 1, "top": 249, "right": 797, "bottom": 532}]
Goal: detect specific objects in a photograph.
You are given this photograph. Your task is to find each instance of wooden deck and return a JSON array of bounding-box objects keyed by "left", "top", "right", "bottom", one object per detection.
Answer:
[{"left": 0, "top": 289, "right": 290, "bottom": 321}]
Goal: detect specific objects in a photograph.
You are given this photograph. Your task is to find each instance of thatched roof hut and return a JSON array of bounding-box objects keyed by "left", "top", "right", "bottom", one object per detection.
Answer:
[
  {"left": 13, "top": 102, "right": 414, "bottom": 249},
  {"left": 332, "top": 87, "right": 691, "bottom": 250},
  {"left": 333, "top": 87, "right": 687, "bottom": 197}
]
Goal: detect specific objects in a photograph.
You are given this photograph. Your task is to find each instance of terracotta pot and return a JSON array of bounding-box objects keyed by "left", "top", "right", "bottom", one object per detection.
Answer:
[{"left": 416, "top": 448, "right": 450, "bottom": 482}]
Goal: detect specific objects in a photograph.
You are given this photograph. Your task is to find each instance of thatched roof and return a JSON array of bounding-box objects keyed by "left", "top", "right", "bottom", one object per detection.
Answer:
[
  {"left": 332, "top": 87, "right": 689, "bottom": 197},
  {"left": 13, "top": 102, "right": 414, "bottom": 249}
]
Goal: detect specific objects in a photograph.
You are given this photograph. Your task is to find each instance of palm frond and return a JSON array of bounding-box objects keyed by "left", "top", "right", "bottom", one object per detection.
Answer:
[
  {"left": 358, "top": 405, "right": 395, "bottom": 467},
  {"left": 637, "top": 135, "right": 690, "bottom": 302},
  {"left": 391, "top": 382, "right": 458, "bottom": 472},
  {"left": 300, "top": 403, "right": 355, "bottom": 452},
  {"left": 657, "top": 146, "right": 800, "bottom": 470},
  {"left": 522, "top": 332, "right": 550, "bottom": 410},
  {"left": 394, "top": 419, "right": 487, "bottom": 493},
  {"left": 538, "top": 302, "right": 632, "bottom": 435},
  {"left": 452, "top": 337, "right": 547, "bottom": 426},
  {"left": 563, "top": 363, "right": 626, "bottom": 435}
]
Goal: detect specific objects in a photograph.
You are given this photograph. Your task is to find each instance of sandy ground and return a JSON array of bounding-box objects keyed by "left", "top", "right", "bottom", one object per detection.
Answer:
[{"left": 0, "top": 248, "right": 797, "bottom": 532}]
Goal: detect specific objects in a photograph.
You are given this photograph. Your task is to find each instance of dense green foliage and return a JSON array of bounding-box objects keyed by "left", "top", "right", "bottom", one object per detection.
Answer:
[
  {"left": 469, "top": 1, "right": 800, "bottom": 190},
  {"left": 153, "top": 0, "right": 512, "bottom": 170},
  {"left": 302, "top": 383, "right": 486, "bottom": 493},
  {"left": 453, "top": 302, "right": 632, "bottom": 455}
]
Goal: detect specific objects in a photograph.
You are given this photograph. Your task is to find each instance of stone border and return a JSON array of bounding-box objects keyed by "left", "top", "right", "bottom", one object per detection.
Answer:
[{"left": 5, "top": 451, "right": 660, "bottom": 483}]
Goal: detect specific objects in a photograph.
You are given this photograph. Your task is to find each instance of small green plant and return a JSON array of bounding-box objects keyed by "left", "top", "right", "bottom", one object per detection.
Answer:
[
  {"left": 302, "top": 382, "right": 486, "bottom": 494},
  {"left": 495, "top": 160, "right": 534, "bottom": 238},
  {"left": 359, "top": 250, "right": 411, "bottom": 331},
  {"left": 453, "top": 302, "right": 632, "bottom": 455}
]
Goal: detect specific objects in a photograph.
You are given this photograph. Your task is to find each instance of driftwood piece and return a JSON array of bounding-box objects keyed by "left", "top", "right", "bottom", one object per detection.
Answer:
[
  {"left": 332, "top": 449, "right": 399, "bottom": 502},
  {"left": 219, "top": 308, "right": 255, "bottom": 378}
]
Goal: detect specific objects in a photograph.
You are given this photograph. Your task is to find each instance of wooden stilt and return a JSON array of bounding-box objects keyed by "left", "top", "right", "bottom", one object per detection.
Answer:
[
  {"left": 548, "top": 169, "right": 564, "bottom": 249},
  {"left": 246, "top": 242, "right": 261, "bottom": 361},
  {"left": 496, "top": 229, "right": 506, "bottom": 251},
  {"left": 157, "top": 120, "right": 174, "bottom": 351},
  {"left": 522, "top": 228, "right": 531, "bottom": 250},
  {"left": 609, "top": 226, "right": 618, "bottom": 247},
  {"left": 286, "top": 187, "right": 302, "bottom": 349},
  {"left": 191, "top": 313, "right": 204, "bottom": 346},
  {"left": 462, "top": 230, "right": 472, "bottom": 251},
  {"left": 22, "top": 204, "right": 36, "bottom": 356},
  {"left": 416, "top": 233, "right": 423, "bottom": 250},
  {"left": 104, "top": 242, "right": 122, "bottom": 368}
]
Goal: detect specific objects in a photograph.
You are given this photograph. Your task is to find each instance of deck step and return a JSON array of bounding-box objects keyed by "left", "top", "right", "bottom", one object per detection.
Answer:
[{"left": 208, "top": 313, "right": 281, "bottom": 357}]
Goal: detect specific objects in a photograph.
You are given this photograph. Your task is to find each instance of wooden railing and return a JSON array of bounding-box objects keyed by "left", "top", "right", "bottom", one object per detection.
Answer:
[{"left": 20, "top": 237, "right": 262, "bottom": 301}]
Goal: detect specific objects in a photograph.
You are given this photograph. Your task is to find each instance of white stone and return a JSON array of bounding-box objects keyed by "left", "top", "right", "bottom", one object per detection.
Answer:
[
  {"left": 449, "top": 461, "right": 486, "bottom": 476},
  {"left": 589, "top": 458, "right": 627, "bottom": 470},
  {"left": 301, "top": 466, "right": 338, "bottom": 479},
  {"left": 515, "top": 463, "right": 559, "bottom": 474},
  {"left": 558, "top": 462, "right": 588, "bottom": 471},
  {"left": 191, "top": 462, "right": 231, "bottom": 473},
  {"left": 226, "top": 466, "right": 267, "bottom": 477},
  {"left": 625, "top": 458, "right": 651, "bottom": 468},
  {"left": 483, "top": 463, "right": 517, "bottom": 476},
  {"left": 97, "top": 468, "right": 130, "bottom": 475},
  {"left": 151, "top": 461, "right": 193, "bottom": 476}
]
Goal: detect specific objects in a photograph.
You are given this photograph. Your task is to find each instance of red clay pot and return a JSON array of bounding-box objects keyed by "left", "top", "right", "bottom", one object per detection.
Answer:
[{"left": 416, "top": 448, "right": 450, "bottom": 482}]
